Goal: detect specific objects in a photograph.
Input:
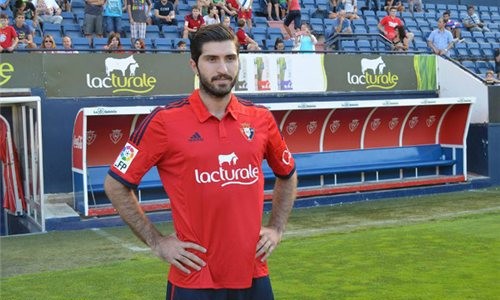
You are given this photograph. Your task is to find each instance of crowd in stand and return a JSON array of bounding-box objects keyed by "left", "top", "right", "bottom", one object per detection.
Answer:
[{"left": 0, "top": 0, "right": 499, "bottom": 80}]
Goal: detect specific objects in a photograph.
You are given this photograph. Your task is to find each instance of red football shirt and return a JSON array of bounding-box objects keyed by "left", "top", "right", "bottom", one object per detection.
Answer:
[
  {"left": 184, "top": 13, "right": 205, "bottom": 30},
  {"left": 379, "top": 15, "right": 403, "bottom": 40},
  {"left": 236, "top": 28, "right": 248, "bottom": 46},
  {"left": 0, "top": 26, "right": 18, "bottom": 49},
  {"left": 109, "top": 90, "right": 295, "bottom": 289}
]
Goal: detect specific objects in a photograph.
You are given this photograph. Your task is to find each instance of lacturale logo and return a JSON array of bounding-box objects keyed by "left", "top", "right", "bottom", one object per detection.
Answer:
[
  {"left": 194, "top": 152, "right": 259, "bottom": 187},
  {"left": 86, "top": 55, "right": 157, "bottom": 94},
  {"left": 347, "top": 56, "right": 399, "bottom": 89}
]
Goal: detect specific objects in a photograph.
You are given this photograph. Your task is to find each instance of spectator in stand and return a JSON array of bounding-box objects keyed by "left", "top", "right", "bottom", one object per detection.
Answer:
[
  {"left": 282, "top": 0, "right": 300, "bottom": 40},
  {"left": 33, "top": 0, "right": 62, "bottom": 24},
  {"left": 197, "top": 0, "right": 210, "bottom": 15},
  {"left": 408, "top": 0, "right": 422, "bottom": 13},
  {"left": 132, "top": 37, "right": 145, "bottom": 52},
  {"left": 378, "top": 6, "right": 413, "bottom": 44},
  {"left": 212, "top": 0, "right": 232, "bottom": 19},
  {"left": 365, "top": 0, "right": 379, "bottom": 12},
  {"left": 176, "top": 39, "right": 186, "bottom": 50},
  {"left": 13, "top": 11, "right": 35, "bottom": 49},
  {"left": 294, "top": 22, "right": 317, "bottom": 52},
  {"left": 462, "top": 5, "right": 489, "bottom": 32},
  {"left": 104, "top": 0, "right": 126, "bottom": 36},
  {"left": 103, "top": 31, "right": 124, "bottom": 52},
  {"left": 0, "top": 0, "right": 10, "bottom": 10},
  {"left": 443, "top": 10, "right": 463, "bottom": 42},
  {"left": 0, "top": 13, "right": 18, "bottom": 52},
  {"left": 128, "top": 0, "right": 151, "bottom": 44},
  {"left": 84, "top": 0, "right": 105, "bottom": 41},
  {"left": 485, "top": 70, "right": 500, "bottom": 84},
  {"left": 221, "top": 15, "right": 233, "bottom": 32},
  {"left": 183, "top": 5, "right": 204, "bottom": 39},
  {"left": 153, "top": 0, "right": 176, "bottom": 30},
  {"left": 392, "top": 25, "right": 411, "bottom": 51},
  {"left": 342, "top": 0, "right": 359, "bottom": 20},
  {"left": 237, "top": 0, "right": 252, "bottom": 30},
  {"left": 329, "top": 9, "right": 352, "bottom": 36},
  {"left": 495, "top": 48, "right": 500, "bottom": 79},
  {"left": 225, "top": 0, "right": 239, "bottom": 18},
  {"left": 203, "top": 4, "right": 220, "bottom": 25},
  {"left": 328, "top": 0, "right": 339, "bottom": 18},
  {"left": 384, "top": 0, "right": 403, "bottom": 13},
  {"left": 274, "top": 37, "right": 285, "bottom": 51},
  {"left": 267, "top": 0, "right": 280, "bottom": 21},
  {"left": 427, "top": 17, "right": 454, "bottom": 56},
  {"left": 236, "top": 17, "right": 260, "bottom": 50},
  {"left": 14, "top": 0, "right": 38, "bottom": 32},
  {"left": 40, "top": 33, "right": 57, "bottom": 52},
  {"left": 61, "top": 35, "right": 78, "bottom": 52}
]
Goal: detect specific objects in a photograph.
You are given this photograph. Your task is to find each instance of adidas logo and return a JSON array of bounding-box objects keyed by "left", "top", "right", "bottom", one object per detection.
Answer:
[{"left": 188, "top": 132, "right": 204, "bottom": 142}]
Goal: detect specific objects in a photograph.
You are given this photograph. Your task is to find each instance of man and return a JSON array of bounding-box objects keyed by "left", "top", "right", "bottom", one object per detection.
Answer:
[
  {"left": 427, "top": 17, "right": 454, "bottom": 56},
  {"left": 0, "top": 13, "right": 18, "bottom": 52},
  {"left": 182, "top": 5, "right": 204, "bottom": 39},
  {"left": 104, "top": 23, "right": 297, "bottom": 299},
  {"left": 103, "top": 0, "right": 126, "bottom": 36},
  {"left": 442, "top": 10, "right": 463, "bottom": 42},
  {"left": 153, "top": 0, "right": 177, "bottom": 30},
  {"left": 13, "top": 12, "right": 34, "bottom": 49},
  {"left": 282, "top": 0, "right": 300, "bottom": 40},
  {"left": 84, "top": 0, "right": 105, "bottom": 41},
  {"left": 462, "top": 5, "right": 490, "bottom": 32},
  {"left": 128, "top": 0, "right": 151, "bottom": 44},
  {"left": 32, "top": 0, "right": 63, "bottom": 24},
  {"left": 378, "top": 6, "right": 413, "bottom": 43},
  {"left": 330, "top": 9, "right": 352, "bottom": 36}
]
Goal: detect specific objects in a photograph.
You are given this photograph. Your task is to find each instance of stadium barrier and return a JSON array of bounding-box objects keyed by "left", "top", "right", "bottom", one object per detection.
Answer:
[{"left": 73, "top": 97, "right": 473, "bottom": 216}]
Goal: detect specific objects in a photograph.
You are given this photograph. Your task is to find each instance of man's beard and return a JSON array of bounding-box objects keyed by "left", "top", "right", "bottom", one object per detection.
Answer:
[{"left": 198, "top": 67, "right": 237, "bottom": 98}]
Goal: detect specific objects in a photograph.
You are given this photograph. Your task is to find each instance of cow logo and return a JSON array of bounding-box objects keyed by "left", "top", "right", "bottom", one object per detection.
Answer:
[
  {"left": 371, "top": 118, "right": 381, "bottom": 131},
  {"left": 349, "top": 119, "right": 360, "bottom": 132},
  {"left": 218, "top": 152, "right": 238, "bottom": 166},
  {"left": 286, "top": 122, "right": 298, "bottom": 135},
  {"left": 86, "top": 55, "right": 157, "bottom": 94},
  {"left": 113, "top": 143, "right": 139, "bottom": 173},
  {"left": 87, "top": 130, "right": 97, "bottom": 145},
  {"left": 195, "top": 152, "right": 259, "bottom": 187},
  {"left": 426, "top": 115, "right": 437, "bottom": 127},
  {"left": 347, "top": 56, "right": 399, "bottom": 89},
  {"left": 330, "top": 120, "right": 341, "bottom": 133},
  {"left": 388, "top": 117, "right": 399, "bottom": 130},
  {"left": 306, "top": 121, "right": 318, "bottom": 134},
  {"left": 240, "top": 123, "right": 255, "bottom": 141},
  {"left": 110, "top": 129, "right": 123, "bottom": 144},
  {"left": 409, "top": 116, "right": 419, "bottom": 129}
]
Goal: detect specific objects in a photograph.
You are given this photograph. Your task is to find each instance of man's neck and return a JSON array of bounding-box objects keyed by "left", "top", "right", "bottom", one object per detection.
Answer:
[{"left": 199, "top": 89, "right": 232, "bottom": 120}]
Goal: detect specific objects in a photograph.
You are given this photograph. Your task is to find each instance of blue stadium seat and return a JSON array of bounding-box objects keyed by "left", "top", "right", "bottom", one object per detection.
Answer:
[
  {"left": 351, "top": 18, "right": 365, "bottom": 29},
  {"left": 145, "top": 25, "right": 161, "bottom": 39},
  {"left": 253, "top": 16, "right": 268, "bottom": 28},
  {"left": 92, "top": 37, "right": 108, "bottom": 49},
  {"left": 454, "top": 43, "right": 469, "bottom": 59},
  {"left": 162, "top": 26, "right": 180, "bottom": 39},
  {"left": 414, "top": 41, "right": 428, "bottom": 52},
  {"left": 467, "top": 43, "right": 482, "bottom": 59},
  {"left": 461, "top": 60, "right": 477, "bottom": 73},
  {"left": 155, "top": 38, "right": 174, "bottom": 51},
  {"left": 357, "top": 40, "right": 372, "bottom": 52},
  {"left": 479, "top": 43, "right": 494, "bottom": 58},
  {"left": 340, "top": 40, "right": 356, "bottom": 52},
  {"left": 43, "top": 23, "right": 63, "bottom": 37},
  {"left": 353, "top": 27, "right": 367, "bottom": 34},
  {"left": 267, "top": 27, "right": 283, "bottom": 40},
  {"left": 63, "top": 24, "right": 83, "bottom": 38},
  {"left": 72, "top": 37, "right": 91, "bottom": 51}
]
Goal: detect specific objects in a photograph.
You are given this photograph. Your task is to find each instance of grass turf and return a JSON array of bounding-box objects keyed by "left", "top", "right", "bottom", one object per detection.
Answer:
[{"left": 1, "top": 188, "right": 499, "bottom": 299}]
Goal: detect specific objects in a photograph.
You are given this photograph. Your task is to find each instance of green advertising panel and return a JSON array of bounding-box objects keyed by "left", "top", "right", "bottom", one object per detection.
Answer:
[
  {"left": 324, "top": 54, "right": 437, "bottom": 92},
  {"left": 43, "top": 53, "right": 195, "bottom": 97},
  {"left": 0, "top": 54, "right": 44, "bottom": 88}
]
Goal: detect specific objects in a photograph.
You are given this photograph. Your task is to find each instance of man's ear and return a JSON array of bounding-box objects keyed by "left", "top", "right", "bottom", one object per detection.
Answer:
[{"left": 190, "top": 59, "right": 198, "bottom": 75}]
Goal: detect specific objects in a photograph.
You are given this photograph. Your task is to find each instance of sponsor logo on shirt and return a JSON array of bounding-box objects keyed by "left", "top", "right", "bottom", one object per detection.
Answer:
[
  {"left": 113, "top": 143, "right": 138, "bottom": 173},
  {"left": 194, "top": 152, "right": 259, "bottom": 187}
]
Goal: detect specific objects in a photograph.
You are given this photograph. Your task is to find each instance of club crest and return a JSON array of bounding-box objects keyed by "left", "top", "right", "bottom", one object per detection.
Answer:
[
  {"left": 307, "top": 121, "right": 318, "bottom": 134},
  {"left": 371, "top": 118, "right": 381, "bottom": 131},
  {"left": 240, "top": 123, "right": 255, "bottom": 141},
  {"left": 110, "top": 129, "right": 123, "bottom": 144},
  {"left": 286, "top": 122, "right": 298, "bottom": 135},
  {"left": 87, "top": 130, "right": 97, "bottom": 145},
  {"left": 388, "top": 117, "right": 399, "bottom": 130},
  {"left": 409, "top": 116, "right": 419, "bottom": 129},
  {"left": 426, "top": 115, "right": 436, "bottom": 127},
  {"left": 330, "top": 120, "right": 340, "bottom": 133},
  {"left": 349, "top": 119, "right": 359, "bottom": 132}
]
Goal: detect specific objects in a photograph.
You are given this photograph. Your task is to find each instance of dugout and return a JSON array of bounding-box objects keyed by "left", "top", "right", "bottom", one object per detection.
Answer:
[{"left": 1, "top": 52, "right": 498, "bottom": 231}]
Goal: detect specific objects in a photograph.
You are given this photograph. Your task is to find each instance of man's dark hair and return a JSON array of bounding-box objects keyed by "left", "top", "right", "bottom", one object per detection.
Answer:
[
  {"left": 190, "top": 24, "right": 239, "bottom": 64},
  {"left": 443, "top": 10, "right": 450, "bottom": 16}
]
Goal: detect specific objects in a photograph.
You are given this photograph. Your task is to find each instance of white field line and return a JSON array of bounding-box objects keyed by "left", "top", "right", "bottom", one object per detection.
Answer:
[
  {"left": 284, "top": 206, "right": 500, "bottom": 238},
  {"left": 91, "top": 228, "right": 150, "bottom": 252}
]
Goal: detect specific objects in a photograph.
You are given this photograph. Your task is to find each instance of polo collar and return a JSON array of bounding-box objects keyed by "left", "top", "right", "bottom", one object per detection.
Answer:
[{"left": 188, "top": 89, "right": 241, "bottom": 122}]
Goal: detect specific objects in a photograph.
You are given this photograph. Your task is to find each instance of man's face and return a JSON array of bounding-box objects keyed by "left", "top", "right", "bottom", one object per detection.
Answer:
[
  {"left": 16, "top": 15, "right": 25, "bottom": 24},
  {"left": 191, "top": 40, "right": 239, "bottom": 98},
  {"left": 389, "top": 9, "right": 397, "bottom": 16},
  {"left": 443, "top": 14, "right": 449, "bottom": 22},
  {"left": 468, "top": 7, "right": 474, "bottom": 16},
  {"left": 192, "top": 8, "right": 200, "bottom": 18},
  {"left": 438, "top": 19, "right": 445, "bottom": 29}
]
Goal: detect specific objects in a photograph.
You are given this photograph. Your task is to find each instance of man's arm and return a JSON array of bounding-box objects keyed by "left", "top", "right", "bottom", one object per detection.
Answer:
[
  {"left": 256, "top": 171, "right": 297, "bottom": 261},
  {"left": 104, "top": 174, "right": 207, "bottom": 274}
]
